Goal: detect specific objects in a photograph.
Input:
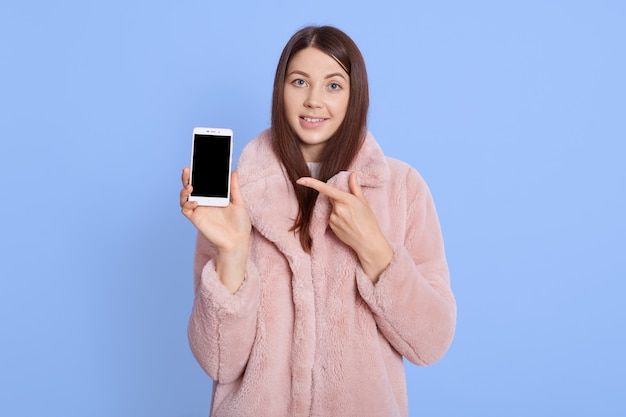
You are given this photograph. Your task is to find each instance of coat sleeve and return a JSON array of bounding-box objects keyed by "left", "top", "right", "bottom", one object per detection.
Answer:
[
  {"left": 187, "top": 232, "right": 260, "bottom": 383},
  {"left": 355, "top": 167, "right": 456, "bottom": 366}
]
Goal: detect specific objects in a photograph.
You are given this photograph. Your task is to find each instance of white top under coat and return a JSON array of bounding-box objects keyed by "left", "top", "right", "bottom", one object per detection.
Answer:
[{"left": 307, "top": 162, "right": 321, "bottom": 179}]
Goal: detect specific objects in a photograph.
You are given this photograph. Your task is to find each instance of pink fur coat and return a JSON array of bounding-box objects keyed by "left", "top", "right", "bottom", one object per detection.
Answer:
[{"left": 188, "top": 130, "right": 456, "bottom": 416}]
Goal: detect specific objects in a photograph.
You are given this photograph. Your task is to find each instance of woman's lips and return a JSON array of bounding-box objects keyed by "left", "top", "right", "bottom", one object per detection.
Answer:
[{"left": 300, "top": 116, "right": 327, "bottom": 129}]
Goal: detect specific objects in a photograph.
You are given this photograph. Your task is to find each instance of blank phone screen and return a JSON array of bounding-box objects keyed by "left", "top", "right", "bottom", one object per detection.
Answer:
[{"left": 190, "top": 134, "right": 230, "bottom": 197}]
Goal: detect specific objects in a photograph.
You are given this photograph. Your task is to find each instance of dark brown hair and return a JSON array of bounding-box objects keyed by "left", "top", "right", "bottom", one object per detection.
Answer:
[{"left": 271, "top": 26, "right": 369, "bottom": 252}]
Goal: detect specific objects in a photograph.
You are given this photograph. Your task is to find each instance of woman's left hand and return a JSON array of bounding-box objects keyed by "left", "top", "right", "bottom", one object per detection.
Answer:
[{"left": 296, "top": 172, "right": 393, "bottom": 283}]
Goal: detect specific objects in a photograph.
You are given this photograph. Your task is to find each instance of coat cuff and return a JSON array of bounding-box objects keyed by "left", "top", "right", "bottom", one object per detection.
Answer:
[
  {"left": 355, "top": 243, "right": 410, "bottom": 312},
  {"left": 198, "top": 258, "right": 260, "bottom": 319}
]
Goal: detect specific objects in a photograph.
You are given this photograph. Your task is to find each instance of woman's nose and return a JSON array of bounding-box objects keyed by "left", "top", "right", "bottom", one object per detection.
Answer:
[{"left": 304, "top": 87, "right": 322, "bottom": 109}]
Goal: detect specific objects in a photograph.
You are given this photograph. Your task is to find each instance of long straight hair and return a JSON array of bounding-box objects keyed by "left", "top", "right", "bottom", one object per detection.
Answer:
[{"left": 271, "top": 26, "right": 369, "bottom": 252}]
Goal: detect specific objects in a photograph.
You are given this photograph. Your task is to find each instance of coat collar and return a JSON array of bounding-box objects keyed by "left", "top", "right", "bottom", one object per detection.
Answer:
[
  {"left": 237, "top": 129, "right": 390, "bottom": 258},
  {"left": 237, "top": 129, "right": 390, "bottom": 188}
]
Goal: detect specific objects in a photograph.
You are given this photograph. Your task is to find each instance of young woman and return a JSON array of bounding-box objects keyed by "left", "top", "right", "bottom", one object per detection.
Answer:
[{"left": 179, "top": 25, "right": 456, "bottom": 417}]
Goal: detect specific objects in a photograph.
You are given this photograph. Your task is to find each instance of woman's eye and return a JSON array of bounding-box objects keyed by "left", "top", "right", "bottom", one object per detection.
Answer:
[
  {"left": 293, "top": 79, "right": 306, "bottom": 87},
  {"left": 329, "top": 83, "right": 341, "bottom": 91}
]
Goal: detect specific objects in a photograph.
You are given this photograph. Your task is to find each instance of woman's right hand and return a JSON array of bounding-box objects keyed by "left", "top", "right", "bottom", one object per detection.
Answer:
[
  {"left": 180, "top": 167, "right": 251, "bottom": 250},
  {"left": 180, "top": 167, "right": 251, "bottom": 293}
]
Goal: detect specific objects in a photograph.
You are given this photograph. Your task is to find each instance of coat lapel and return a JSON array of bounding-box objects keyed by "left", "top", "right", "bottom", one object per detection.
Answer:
[{"left": 237, "top": 131, "right": 306, "bottom": 262}]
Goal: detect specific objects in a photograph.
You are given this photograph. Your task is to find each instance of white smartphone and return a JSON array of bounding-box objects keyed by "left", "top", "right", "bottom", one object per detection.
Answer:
[{"left": 188, "top": 127, "right": 233, "bottom": 207}]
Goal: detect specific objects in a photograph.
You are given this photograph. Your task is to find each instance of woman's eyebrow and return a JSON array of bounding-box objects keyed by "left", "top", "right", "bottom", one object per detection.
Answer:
[
  {"left": 325, "top": 72, "right": 347, "bottom": 80},
  {"left": 287, "top": 70, "right": 309, "bottom": 78}
]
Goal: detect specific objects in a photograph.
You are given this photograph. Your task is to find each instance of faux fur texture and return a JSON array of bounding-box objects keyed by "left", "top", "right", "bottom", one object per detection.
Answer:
[{"left": 188, "top": 130, "right": 456, "bottom": 417}]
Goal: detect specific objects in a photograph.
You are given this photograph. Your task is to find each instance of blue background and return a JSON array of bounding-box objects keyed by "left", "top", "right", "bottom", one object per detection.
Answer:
[{"left": 1, "top": 1, "right": 625, "bottom": 416}]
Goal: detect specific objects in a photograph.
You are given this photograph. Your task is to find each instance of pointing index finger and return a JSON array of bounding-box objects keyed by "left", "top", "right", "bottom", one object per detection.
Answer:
[{"left": 296, "top": 177, "right": 346, "bottom": 201}]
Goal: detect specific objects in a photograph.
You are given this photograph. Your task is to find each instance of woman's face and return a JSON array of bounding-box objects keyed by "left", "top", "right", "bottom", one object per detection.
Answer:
[{"left": 283, "top": 47, "right": 350, "bottom": 162}]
